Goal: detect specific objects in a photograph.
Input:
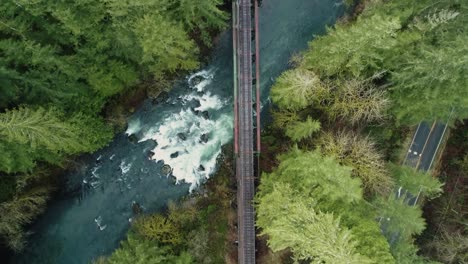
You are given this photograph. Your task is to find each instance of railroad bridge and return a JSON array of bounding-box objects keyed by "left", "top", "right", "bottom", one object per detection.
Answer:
[{"left": 232, "top": 0, "right": 260, "bottom": 263}]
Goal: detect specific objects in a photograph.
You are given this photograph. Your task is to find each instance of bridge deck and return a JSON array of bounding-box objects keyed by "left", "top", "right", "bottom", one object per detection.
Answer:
[{"left": 233, "top": 0, "right": 257, "bottom": 263}]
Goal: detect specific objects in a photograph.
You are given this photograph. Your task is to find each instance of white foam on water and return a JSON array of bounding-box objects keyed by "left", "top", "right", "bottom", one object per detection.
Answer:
[
  {"left": 144, "top": 110, "right": 232, "bottom": 190},
  {"left": 91, "top": 166, "right": 101, "bottom": 179},
  {"left": 181, "top": 92, "right": 224, "bottom": 112},
  {"left": 125, "top": 119, "right": 142, "bottom": 136},
  {"left": 137, "top": 69, "right": 232, "bottom": 191},
  {"left": 187, "top": 69, "right": 214, "bottom": 92},
  {"left": 119, "top": 161, "right": 132, "bottom": 175}
]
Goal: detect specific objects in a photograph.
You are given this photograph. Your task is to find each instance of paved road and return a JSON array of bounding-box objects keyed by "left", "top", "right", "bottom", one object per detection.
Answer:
[{"left": 404, "top": 121, "right": 448, "bottom": 171}]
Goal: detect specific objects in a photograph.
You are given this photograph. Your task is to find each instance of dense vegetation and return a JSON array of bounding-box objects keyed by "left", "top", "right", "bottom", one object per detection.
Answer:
[
  {"left": 95, "top": 149, "right": 236, "bottom": 264},
  {"left": 258, "top": 0, "right": 466, "bottom": 263},
  {"left": 418, "top": 121, "right": 467, "bottom": 263},
  {"left": 0, "top": 0, "right": 227, "bottom": 253}
]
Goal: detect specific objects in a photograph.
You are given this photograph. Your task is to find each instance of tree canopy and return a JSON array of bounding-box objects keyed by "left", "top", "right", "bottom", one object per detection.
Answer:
[{"left": 0, "top": 0, "right": 227, "bottom": 253}]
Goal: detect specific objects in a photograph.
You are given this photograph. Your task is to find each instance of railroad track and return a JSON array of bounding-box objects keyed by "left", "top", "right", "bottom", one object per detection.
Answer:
[{"left": 233, "top": 0, "right": 260, "bottom": 263}]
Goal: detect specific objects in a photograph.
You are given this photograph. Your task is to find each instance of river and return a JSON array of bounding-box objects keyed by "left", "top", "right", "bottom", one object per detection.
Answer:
[{"left": 15, "top": 1, "right": 343, "bottom": 263}]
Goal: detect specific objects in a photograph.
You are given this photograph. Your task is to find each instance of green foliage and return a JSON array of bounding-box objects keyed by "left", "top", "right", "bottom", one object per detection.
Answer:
[
  {"left": 0, "top": 107, "right": 112, "bottom": 173},
  {"left": 316, "top": 131, "right": 394, "bottom": 196},
  {"left": 327, "top": 78, "right": 389, "bottom": 124},
  {"left": 0, "top": 0, "right": 226, "bottom": 255},
  {"left": 302, "top": 15, "right": 401, "bottom": 77},
  {"left": 264, "top": 2, "right": 465, "bottom": 264},
  {"left": 294, "top": 0, "right": 468, "bottom": 124},
  {"left": 0, "top": 184, "right": 51, "bottom": 252},
  {"left": 375, "top": 194, "right": 426, "bottom": 241},
  {"left": 161, "top": 0, "right": 228, "bottom": 45},
  {"left": 271, "top": 110, "right": 300, "bottom": 129},
  {"left": 186, "top": 228, "right": 211, "bottom": 263},
  {"left": 349, "top": 218, "right": 396, "bottom": 263},
  {"left": 0, "top": 107, "right": 111, "bottom": 154},
  {"left": 389, "top": 164, "right": 443, "bottom": 199},
  {"left": 102, "top": 233, "right": 192, "bottom": 264},
  {"left": 0, "top": 140, "right": 36, "bottom": 173},
  {"left": 389, "top": 34, "right": 468, "bottom": 124},
  {"left": 134, "top": 14, "right": 199, "bottom": 74},
  {"left": 259, "top": 147, "right": 363, "bottom": 205},
  {"left": 0, "top": 175, "right": 16, "bottom": 203},
  {"left": 257, "top": 183, "right": 372, "bottom": 263},
  {"left": 285, "top": 117, "right": 321, "bottom": 142},
  {"left": 391, "top": 238, "right": 442, "bottom": 264},
  {"left": 270, "top": 69, "right": 327, "bottom": 111},
  {"left": 133, "top": 215, "right": 182, "bottom": 246}
]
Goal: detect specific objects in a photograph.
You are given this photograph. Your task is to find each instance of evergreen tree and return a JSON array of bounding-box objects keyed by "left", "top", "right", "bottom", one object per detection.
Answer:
[
  {"left": 161, "top": 0, "right": 228, "bottom": 45},
  {"left": 375, "top": 194, "right": 426, "bottom": 242},
  {"left": 258, "top": 147, "right": 363, "bottom": 206},
  {"left": 134, "top": 14, "right": 199, "bottom": 74},
  {"left": 270, "top": 69, "right": 328, "bottom": 111},
  {"left": 257, "top": 183, "right": 372, "bottom": 263},
  {"left": 389, "top": 164, "right": 443, "bottom": 200},
  {"left": 103, "top": 234, "right": 192, "bottom": 264},
  {"left": 285, "top": 117, "right": 321, "bottom": 142},
  {"left": 0, "top": 107, "right": 111, "bottom": 154},
  {"left": 0, "top": 141, "right": 35, "bottom": 173},
  {"left": 390, "top": 34, "right": 468, "bottom": 124},
  {"left": 0, "top": 184, "right": 51, "bottom": 252},
  {"left": 302, "top": 15, "right": 401, "bottom": 77}
]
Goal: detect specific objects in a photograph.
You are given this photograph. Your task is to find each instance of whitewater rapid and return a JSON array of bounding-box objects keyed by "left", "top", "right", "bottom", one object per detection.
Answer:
[{"left": 126, "top": 69, "right": 233, "bottom": 191}]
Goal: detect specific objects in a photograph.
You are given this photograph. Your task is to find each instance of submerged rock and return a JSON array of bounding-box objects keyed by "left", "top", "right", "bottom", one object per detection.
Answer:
[
  {"left": 128, "top": 134, "right": 138, "bottom": 143},
  {"left": 201, "top": 111, "right": 210, "bottom": 119},
  {"left": 193, "top": 99, "right": 201, "bottom": 108},
  {"left": 161, "top": 164, "right": 172, "bottom": 175},
  {"left": 198, "top": 165, "right": 205, "bottom": 171},
  {"left": 200, "top": 134, "right": 209, "bottom": 143},
  {"left": 190, "top": 75, "right": 204, "bottom": 86},
  {"left": 151, "top": 91, "right": 168, "bottom": 104},
  {"left": 190, "top": 107, "right": 200, "bottom": 115},
  {"left": 170, "top": 152, "right": 179, "bottom": 159},
  {"left": 132, "top": 201, "right": 143, "bottom": 215},
  {"left": 177, "top": 133, "right": 187, "bottom": 141}
]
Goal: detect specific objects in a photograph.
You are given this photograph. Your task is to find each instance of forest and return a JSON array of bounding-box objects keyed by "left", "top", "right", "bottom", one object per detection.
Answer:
[
  {"left": 1, "top": 0, "right": 467, "bottom": 263},
  {"left": 257, "top": 0, "right": 467, "bottom": 263},
  {"left": 0, "top": 0, "right": 228, "bottom": 256}
]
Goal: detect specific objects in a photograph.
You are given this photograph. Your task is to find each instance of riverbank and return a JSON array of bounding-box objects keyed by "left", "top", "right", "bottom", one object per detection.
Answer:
[
  {"left": 0, "top": 1, "right": 231, "bottom": 260},
  {"left": 8, "top": 1, "right": 347, "bottom": 262},
  {"left": 94, "top": 144, "right": 237, "bottom": 263}
]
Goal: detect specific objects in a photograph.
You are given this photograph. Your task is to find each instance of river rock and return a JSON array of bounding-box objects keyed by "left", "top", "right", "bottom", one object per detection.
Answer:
[
  {"left": 200, "top": 134, "right": 209, "bottom": 143},
  {"left": 132, "top": 201, "right": 143, "bottom": 215},
  {"left": 161, "top": 164, "right": 172, "bottom": 175},
  {"left": 190, "top": 75, "right": 203, "bottom": 86},
  {"left": 170, "top": 152, "right": 179, "bottom": 158},
  {"left": 152, "top": 91, "right": 168, "bottom": 104},
  {"left": 193, "top": 99, "right": 201, "bottom": 108},
  {"left": 198, "top": 165, "right": 205, "bottom": 171},
  {"left": 128, "top": 134, "right": 138, "bottom": 143},
  {"left": 201, "top": 111, "right": 210, "bottom": 119},
  {"left": 190, "top": 107, "right": 200, "bottom": 115},
  {"left": 177, "top": 133, "right": 187, "bottom": 141}
]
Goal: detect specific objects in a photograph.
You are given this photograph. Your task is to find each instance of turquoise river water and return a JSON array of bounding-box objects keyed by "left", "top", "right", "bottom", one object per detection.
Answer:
[{"left": 15, "top": 1, "right": 343, "bottom": 263}]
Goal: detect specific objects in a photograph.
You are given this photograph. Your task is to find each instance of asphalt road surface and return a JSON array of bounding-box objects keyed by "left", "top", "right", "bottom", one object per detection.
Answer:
[{"left": 404, "top": 121, "right": 448, "bottom": 171}]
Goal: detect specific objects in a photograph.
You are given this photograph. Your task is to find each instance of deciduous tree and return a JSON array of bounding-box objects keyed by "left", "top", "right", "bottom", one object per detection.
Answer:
[{"left": 316, "top": 130, "right": 394, "bottom": 196}]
